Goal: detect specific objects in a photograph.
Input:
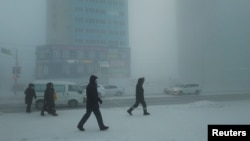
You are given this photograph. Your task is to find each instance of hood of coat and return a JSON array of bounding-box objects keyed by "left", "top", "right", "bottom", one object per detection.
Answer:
[
  {"left": 46, "top": 82, "right": 53, "bottom": 89},
  {"left": 137, "top": 77, "right": 145, "bottom": 86},
  {"left": 89, "top": 75, "right": 98, "bottom": 85},
  {"left": 28, "top": 83, "right": 34, "bottom": 89}
]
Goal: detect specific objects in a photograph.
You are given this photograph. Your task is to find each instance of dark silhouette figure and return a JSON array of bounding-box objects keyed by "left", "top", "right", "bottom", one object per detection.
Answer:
[
  {"left": 77, "top": 75, "right": 109, "bottom": 131},
  {"left": 127, "top": 77, "right": 150, "bottom": 116},
  {"left": 41, "top": 82, "right": 58, "bottom": 116},
  {"left": 24, "top": 83, "right": 36, "bottom": 113}
]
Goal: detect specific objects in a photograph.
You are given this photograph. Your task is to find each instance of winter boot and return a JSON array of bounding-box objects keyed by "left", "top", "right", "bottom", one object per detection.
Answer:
[
  {"left": 40, "top": 111, "right": 45, "bottom": 116},
  {"left": 143, "top": 109, "right": 150, "bottom": 115},
  {"left": 77, "top": 125, "right": 85, "bottom": 131},
  {"left": 51, "top": 110, "right": 58, "bottom": 116},
  {"left": 127, "top": 107, "right": 133, "bottom": 116},
  {"left": 100, "top": 126, "right": 109, "bottom": 131}
]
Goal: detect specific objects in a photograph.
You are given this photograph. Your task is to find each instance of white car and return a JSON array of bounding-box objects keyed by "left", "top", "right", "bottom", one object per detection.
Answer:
[
  {"left": 79, "top": 84, "right": 106, "bottom": 97},
  {"left": 103, "top": 85, "right": 125, "bottom": 96},
  {"left": 165, "top": 83, "right": 200, "bottom": 95}
]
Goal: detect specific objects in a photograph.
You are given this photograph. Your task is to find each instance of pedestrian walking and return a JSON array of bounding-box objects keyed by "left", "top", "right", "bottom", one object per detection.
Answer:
[
  {"left": 77, "top": 75, "right": 109, "bottom": 131},
  {"left": 127, "top": 77, "right": 150, "bottom": 115},
  {"left": 24, "top": 83, "right": 36, "bottom": 113},
  {"left": 40, "top": 82, "right": 58, "bottom": 116}
]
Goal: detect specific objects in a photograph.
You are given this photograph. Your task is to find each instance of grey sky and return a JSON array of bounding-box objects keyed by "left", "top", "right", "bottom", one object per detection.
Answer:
[
  {"left": 129, "top": 0, "right": 177, "bottom": 80},
  {"left": 0, "top": 0, "right": 46, "bottom": 45}
]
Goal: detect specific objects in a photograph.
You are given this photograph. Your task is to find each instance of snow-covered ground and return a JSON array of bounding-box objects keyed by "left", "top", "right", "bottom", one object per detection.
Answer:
[{"left": 0, "top": 99, "right": 249, "bottom": 141}]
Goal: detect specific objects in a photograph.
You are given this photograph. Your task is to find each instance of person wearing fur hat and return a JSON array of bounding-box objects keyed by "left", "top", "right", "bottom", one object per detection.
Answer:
[{"left": 127, "top": 77, "right": 150, "bottom": 116}]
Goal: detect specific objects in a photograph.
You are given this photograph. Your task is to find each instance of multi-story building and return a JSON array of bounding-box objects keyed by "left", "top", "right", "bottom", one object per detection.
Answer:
[
  {"left": 175, "top": 0, "right": 250, "bottom": 93},
  {"left": 36, "top": 0, "right": 130, "bottom": 79}
]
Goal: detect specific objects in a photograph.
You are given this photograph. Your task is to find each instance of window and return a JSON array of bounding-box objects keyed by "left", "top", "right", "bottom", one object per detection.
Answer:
[
  {"left": 62, "top": 50, "right": 70, "bottom": 58},
  {"left": 43, "top": 65, "right": 49, "bottom": 75},
  {"left": 68, "top": 85, "right": 80, "bottom": 92},
  {"left": 120, "top": 53, "right": 127, "bottom": 59},
  {"left": 189, "top": 84, "right": 199, "bottom": 87},
  {"left": 34, "top": 84, "right": 46, "bottom": 92},
  {"left": 120, "top": 31, "right": 125, "bottom": 36},
  {"left": 86, "top": 64, "right": 94, "bottom": 73},
  {"left": 53, "top": 49, "right": 60, "bottom": 58},
  {"left": 39, "top": 51, "right": 46, "bottom": 58},
  {"left": 62, "top": 64, "right": 70, "bottom": 74},
  {"left": 98, "top": 52, "right": 106, "bottom": 59},
  {"left": 104, "top": 85, "right": 117, "bottom": 89},
  {"left": 119, "top": 1, "right": 124, "bottom": 7},
  {"left": 120, "top": 41, "right": 125, "bottom": 46},
  {"left": 34, "top": 84, "right": 65, "bottom": 93},
  {"left": 89, "top": 51, "right": 96, "bottom": 59},
  {"left": 77, "top": 65, "right": 84, "bottom": 73},
  {"left": 54, "top": 85, "right": 65, "bottom": 93},
  {"left": 77, "top": 51, "right": 84, "bottom": 58},
  {"left": 109, "top": 40, "right": 119, "bottom": 46}
]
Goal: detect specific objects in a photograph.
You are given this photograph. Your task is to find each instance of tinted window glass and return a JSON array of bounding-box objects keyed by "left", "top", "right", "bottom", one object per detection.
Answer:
[
  {"left": 54, "top": 85, "right": 65, "bottom": 93},
  {"left": 69, "top": 85, "right": 80, "bottom": 92},
  {"left": 34, "top": 84, "right": 46, "bottom": 92}
]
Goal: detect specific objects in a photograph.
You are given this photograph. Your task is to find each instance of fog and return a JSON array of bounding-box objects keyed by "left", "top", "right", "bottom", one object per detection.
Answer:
[
  {"left": 1, "top": 0, "right": 250, "bottom": 94},
  {"left": 0, "top": 0, "right": 177, "bottom": 91},
  {"left": 129, "top": 0, "right": 178, "bottom": 80},
  {"left": 175, "top": 0, "right": 250, "bottom": 93},
  {"left": 0, "top": 0, "right": 46, "bottom": 90}
]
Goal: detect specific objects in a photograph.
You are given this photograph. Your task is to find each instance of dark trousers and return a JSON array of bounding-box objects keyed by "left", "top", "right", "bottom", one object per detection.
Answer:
[
  {"left": 41, "top": 103, "right": 56, "bottom": 114},
  {"left": 132, "top": 99, "right": 147, "bottom": 109},
  {"left": 78, "top": 108, "right": 105, "bottom": 129},
  {"left": 26, "top": 103, "right": 32, "bottom": 112}
]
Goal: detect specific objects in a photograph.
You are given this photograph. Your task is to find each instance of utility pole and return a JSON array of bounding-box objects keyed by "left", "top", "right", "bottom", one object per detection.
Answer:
[{"left": 14, "top": 48, "right": 18, "bottom": 95}]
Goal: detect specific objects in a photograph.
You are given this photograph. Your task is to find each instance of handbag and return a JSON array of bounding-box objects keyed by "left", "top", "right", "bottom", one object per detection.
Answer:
[{"left": 53, "top": 93, "right": 57, "bottom": 101}]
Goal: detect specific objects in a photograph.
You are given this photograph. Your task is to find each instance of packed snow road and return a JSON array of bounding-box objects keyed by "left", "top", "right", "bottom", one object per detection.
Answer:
[{"left": 0, "top": 93, "right": 250, "bottom": 113}]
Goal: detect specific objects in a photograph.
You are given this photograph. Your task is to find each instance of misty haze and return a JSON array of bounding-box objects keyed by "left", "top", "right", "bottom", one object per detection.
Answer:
[
  {"left": 0, "top": 0, "right": 250, "bottom": 140},
  {"left": 1, "top": 0, "right": 249, "bottom": 95}
]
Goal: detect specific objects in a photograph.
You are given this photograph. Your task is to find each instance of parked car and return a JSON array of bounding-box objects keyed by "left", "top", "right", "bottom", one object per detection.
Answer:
[
  {"left": 164, "top": 83, "right": 200, "bottom": 95},
  {"left": 103, "top": 85, "right": 125, "bottom": 96},
  {"left": 79, "top": 84, "right": 106, "bottom": 97},
  {"left": 33, "top": 80, "right": 84, "bottom": 109}
]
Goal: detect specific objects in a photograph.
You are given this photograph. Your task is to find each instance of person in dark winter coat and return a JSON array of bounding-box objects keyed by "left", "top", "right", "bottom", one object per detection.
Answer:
[
  {"left": 24, "top": 83, "right": 36, "bottom": 113},
  {"left": 77, "top": 75, "right": 109, "bottom": 131},
  {"left": 127, "top": 77, "right": 150, "bottom": 115},
  {"left": 41, "top": 82, "right": 58, "bottom": 116}
]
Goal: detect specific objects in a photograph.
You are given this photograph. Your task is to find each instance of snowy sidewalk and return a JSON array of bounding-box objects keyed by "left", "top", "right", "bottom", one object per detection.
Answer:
[
  {"left": 0, "top": 92, "right": 24, "bottom": 104},
  {"left": 0, "top": 100, "right": 250, "bottom": 141}
]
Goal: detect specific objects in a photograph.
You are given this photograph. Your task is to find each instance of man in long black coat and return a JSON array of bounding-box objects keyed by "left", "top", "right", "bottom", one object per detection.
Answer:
[
  {"left": 127, "top": 77, "right": 150, "bottom": 115},
  {"left": 24, "top": 83, "right": 36, "bottom": 113},
  {"left": 77, "top": 75, "right": 109, "bottom": 131}
]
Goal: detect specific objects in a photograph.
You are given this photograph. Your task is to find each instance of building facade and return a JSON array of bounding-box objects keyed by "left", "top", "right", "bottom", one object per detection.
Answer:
[{"left": 36, "top": 0, "right": 130, "bottom": 79}]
